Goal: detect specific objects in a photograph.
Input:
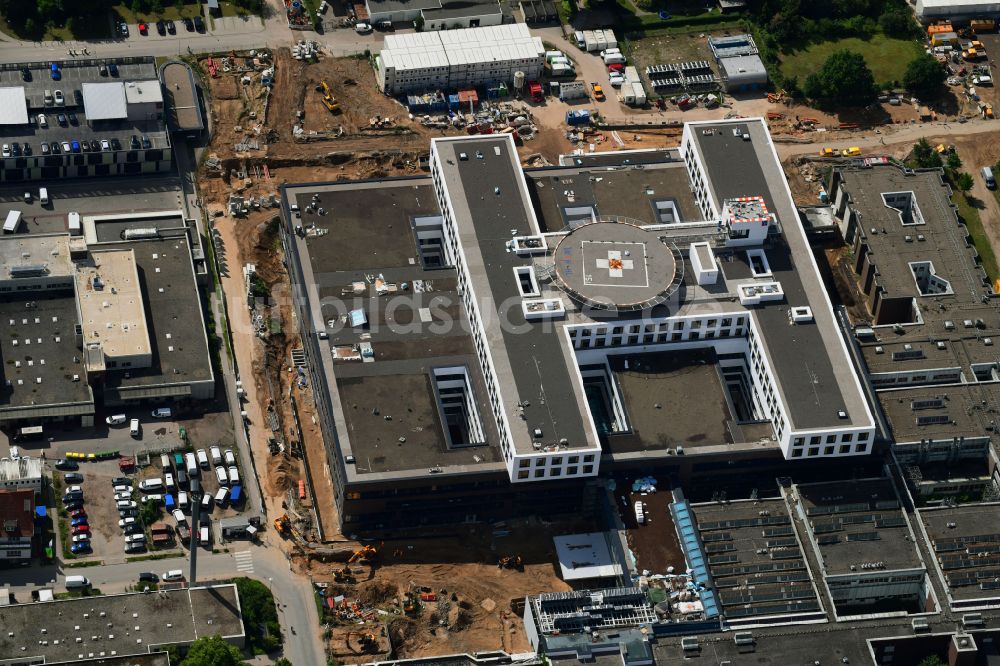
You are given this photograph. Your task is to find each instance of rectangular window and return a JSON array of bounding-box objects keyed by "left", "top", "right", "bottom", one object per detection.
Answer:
[
  {"left": 854, "top": 443, "right": 867, "bottom": 453},
  {"left": 568, "top": 456, "right": 579, "bottom": 464},
  {"left": 584, "top": 455, "right": 595, "bottom": 463},
  {"left": 582, "top": 465, "right": 593, "bottom": 474},
  {"left": 810, "top": 436, "right": 821, "bottom": 445},
  {"left": 567, "top": 466, "right": 578, "bottom": 475},
  {"left": 518, "top": 471, "right": 529, "bottom": 479},
  {"left": 839, "top": 444, "right": 851, "bottom": 454},
  {"left": 808, "top": 448, "right": 819, "bottom": 457},
  {"left": 826, "top": 435, "right": 836, "bottom": 444},
  {"left": 552, "top": 457, "right": 563, "bottom": 465},
  {"left": 824, "top": 446, "right": 834, "bottom": 455},
  {"left": 519, "top": 459, "right": 530, "bottom": 468},
  {"left": 792, "top": 449, "right": 803, "bottom": 458}
]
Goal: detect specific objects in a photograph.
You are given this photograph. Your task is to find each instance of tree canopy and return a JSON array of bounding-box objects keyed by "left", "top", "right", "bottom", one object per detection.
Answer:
[
  {"left": 911, "top": 139, "right": 943, "bottom": 169},
  {"left": 180, "top": 635, "right": 248, "bottom": 666},
  {"left": 803, "top": 50, "right": 878, "bottom": 106},
  {"left": 903, "top": 54, "right": 947, "bottom": 100}
]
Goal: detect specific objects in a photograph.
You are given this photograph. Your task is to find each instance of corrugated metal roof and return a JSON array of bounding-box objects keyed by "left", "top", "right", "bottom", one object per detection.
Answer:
[
  {"left": 0, "top": 87, "right": 28, "bottom": 125},
  {"left": 124, "top": 80, "right": 164, "bottom": 104},
  {"left": 380, "top": 24, "right": 542, "bottom": 73},
  {"left": 81, "top": 82, "right": 128, "bottom": 120}
]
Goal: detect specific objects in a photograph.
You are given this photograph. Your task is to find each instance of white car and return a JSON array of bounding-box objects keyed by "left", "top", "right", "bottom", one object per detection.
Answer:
[
  {"left": 210, "top": 446, "right": 222, "bottom": 465},
  {"left": 2, "top": 144, "right": 11, "bottom": 158},
  {"left": 138, "top": 478, "right": 163, "bottom": 492},
  {"left": 61, "top": 141, "right": 71, "bottom": 153},
  {"left": 37, "top": 114, "right": 47, "bottom": 128},
  {"left": 116, "top": 500, "right": 137, "bottom": 510},
  {"left": 100, "top": 139, "right": 110, "bottom": 151},
  {"left": 163, "top": 569, "right": 184, "bottom": 581},
  {"left": 227, "top": 465, "right": 240, "bottom": 485},
  {"left": 172, "top": 509, "right": 186, "bottom": 525},
  {"left": 66, "top": 485, "right": 83, "bottom": 494},
  {"left": 113, "top": 485, "right": 134, "bottom": 494},
  {"left": 53, "top": 90, "right": 64, "bottom": 105},
  {"left": 354, "top": 21, "right": 372, "bottom": 33},
  {"left": 114, "top": 492, "right": 132, "bottom": 501},
  {"left": 119, "top": 516, "right": 137, "bottom": 528},
  {"left": 151, "top": 407, "right": 172, "bottom": 418},
  {"left": 125, "top": 533, "right": 146, "bottom": 544},
  {"left": 140, "top": 494, "right": 163, "bottom": 504},
  {"left": 106, "top": 414, "right": 127, "bottom": 426},
  {"left": 223, "top": 449, "right": 236, "bottom": 466},
  {"left": 72, "top": 534, "right": 91, "bottom": 543}
]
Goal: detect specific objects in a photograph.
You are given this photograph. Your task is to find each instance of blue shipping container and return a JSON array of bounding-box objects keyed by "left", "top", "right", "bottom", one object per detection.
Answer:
[
  {"left": 165, "top": 494, "right": 175, "bottom": 510},
  {"left": 230, "top": 485, "right": 242, "bottom": 504}
]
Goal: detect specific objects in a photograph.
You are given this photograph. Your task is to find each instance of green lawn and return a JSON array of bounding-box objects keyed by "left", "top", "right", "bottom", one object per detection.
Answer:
[
  {"left": 0, "top": 12, "right": 112, "bottom": 40},
  {"left": 957, "top": 189, "right": 1000, "bottom": 283},
  {"left": 113, "top": 2, "right": 204, "bottom": 23},
  {"left": 781, "top": 35, "right": 923, "bottom": 86}
]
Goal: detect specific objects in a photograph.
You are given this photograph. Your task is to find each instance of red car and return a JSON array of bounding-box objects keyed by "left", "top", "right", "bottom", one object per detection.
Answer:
[
  {"left": 72, "top": 524, "right": 90, "bottom": 534},
  {"left": 69, "top": 509, "right": 87, "bottom": 519},
  {"left": 607, "top": 63, "right": 625, "bottom": 73},
  {"left": 138, "top": 22, "right": 148, "bottom": 35}
]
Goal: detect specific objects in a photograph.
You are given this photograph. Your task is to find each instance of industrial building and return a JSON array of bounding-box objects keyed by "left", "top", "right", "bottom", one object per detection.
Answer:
[
  {"left": 0, "top": 585, "right": 245, "bottom": 663},
  {"left": 374, "top": 24, "right": 544, "bottom": 95},
  {"left": 364, "top": 0, "right": 506, "bottom": 28},
  {"left": 916, "top": 0, "right": 1000, "bottom": 22},
  {"left": 0, "top": 212, "right": 214, "bottom": 431},
  {"left": 708, "top": 34, "right": 768, "bottom": 93},
  {"left": 0, "top": 58, "right": 172, "bottom": 182},
  {"left": 0, "top": 458, "right": 43, "bottom": 493},
  {"left": 159, "top": 61, "right": 204, "bottom": 136},
  {"left": 0, "top": 487, "right": 36, "bottom": 564},
  {"left": 280, "top": 118, "right": 875, "bottom": 530}
]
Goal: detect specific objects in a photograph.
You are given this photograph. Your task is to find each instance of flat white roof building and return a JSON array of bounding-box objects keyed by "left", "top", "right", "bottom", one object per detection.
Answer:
[
  {"left": 0, "top": 458, "right": 43, "bottom": 492},
  {"left": 916, "top": 0, "right": 1000, "bottom": 20},
  {"left": 376, "top": 23, "right": 544, "bottom": 94},
  {"left": 81, "top": 82, "right": 129, "bottom": 121},
  {"left": 0, "top": 87, "right": 28, "bottom": 125}
]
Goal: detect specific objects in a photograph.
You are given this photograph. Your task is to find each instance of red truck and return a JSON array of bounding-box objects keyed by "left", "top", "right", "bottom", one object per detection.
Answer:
[{"left": 528, "top": 81, "right": 543, "bottom": 102}]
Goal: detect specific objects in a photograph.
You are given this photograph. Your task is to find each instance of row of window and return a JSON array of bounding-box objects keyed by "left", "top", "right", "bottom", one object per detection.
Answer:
[{"left": 790, "top": 443, "right": 868, "bottom": 457}]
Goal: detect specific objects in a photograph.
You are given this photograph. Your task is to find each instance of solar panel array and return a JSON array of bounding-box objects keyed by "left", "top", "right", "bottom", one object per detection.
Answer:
[
  {"left": 699, "top": 516, "right": 790, "bottom": 531},
  {"left": 720, "top": 584, "right": 815, "bottom": 606},
  {"left": 762, "top": 527, "right": 794, "bottom": 537},
  {"left": 846, "top": 531, "right": 881, "bottom": 542},
  {"left": 807, "top": 502, "right": 871, "bottom": 516},
  {"left": 645, "top": 62, "right": 717, "bottom": 92},
  {"left": 713, "top": 571, "right": 811, "bottom": 588},
  {"left": 766, "top": 538, "right": 798, "bottom": 548},
  {"left": 702, "top": 532, "right": 732, "bottom": 543},
  {"left": 706, "top": 543, "right": 737, "bottom": 554},
  {"left": 712, "top": 561, "right": 806, "bottom": 577},
  {"left": 725, "top": 600, "right": 821, "bottom": 619},
  {"left": 817, "top": 535, "right": 841, "bottom": 545}
]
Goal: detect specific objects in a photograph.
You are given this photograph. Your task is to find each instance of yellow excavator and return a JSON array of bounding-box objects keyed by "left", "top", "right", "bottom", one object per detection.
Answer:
[
  {"left": 317, "top": 81, "right": 340, "bottom": 113},
  {"left": 348, "top": 544, "right": 377, "bottom": 563},
  {"left": 273, "top": 513, "right": 291, "bottom": 537}
]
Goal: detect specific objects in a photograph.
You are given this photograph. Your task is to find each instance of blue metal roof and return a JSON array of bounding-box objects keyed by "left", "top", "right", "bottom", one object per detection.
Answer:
[{"left": 670, "top": 500, "right": 720, "bottom": 618}]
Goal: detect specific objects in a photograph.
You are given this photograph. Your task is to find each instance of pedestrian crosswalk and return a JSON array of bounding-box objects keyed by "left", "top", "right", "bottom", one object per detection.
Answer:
[{"left": 234, "top": 550, "right": 254, "bottom": 574}]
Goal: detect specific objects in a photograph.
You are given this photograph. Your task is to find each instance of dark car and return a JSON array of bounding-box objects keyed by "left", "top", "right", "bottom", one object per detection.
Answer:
[
  {"left": 70, "top": 516, "right": 88, "bottom": 527},
  {"left": 183, "top": 16, "right": 194, "bottom": 31},
  {"left": 89, "top": 139, "right": 100, "bottom": 152},
  {"left": 156, "top": 19, "right": 166, "bottom": 35},
  {"left": 20, "top": 67, "right": 31, "bottom": 82},
  {"left": 125, "top": 542, "right": 146, "bottom": 554},
  {"left": 99, "top": 64, "right": 108, "bottom": 76},
  {"left": 166, "top": 20, "right": 176, "bottom": 34},
  {"left": 193, "top": 15, "right": 204, "bottom": 32},
  {"left": 129, "top": 135, "right": 140, "bottom": 149},
  {"left": 62, "top": 492, "right": 83, "bottom": 503},
  {"left": 70, "top": 542, "right": 92, "bottom": 554},
  {"left": 40, "top": 142, "right": 50, "bottom": 155},
  {"left": 111, "top": 476, "right": 131, "bottom": 486},
  {"left": 10, "top": 143, "right": 20, "bottom": 156},
  {"left": 119, "top": 507, "right": 139, "bottom": 518},
  {"left": 55, "top": 459, "right": 79, "bottom": 471},
  {"left": 110, "top": 137, "right": 122, "bottom": 150},
  {"left": 64, "top": 501, "right": 84, "bottom": 512},
  {"left": 68, "top": 112, "right": 78, "bottom": 125},
  {"left": 22, "top": 143, "right": 31, "bottom": 156},
  {"left": 141, "top": 135, "right": 151, "bottom": 149},
  {"left": 109, "top": 63, "right": 119, "bottom": 77},
  {"left": 56, "top": 113, "right": 67, "bottom": 126},
  {"left": 64, "top": 473, "right": 84, "bottom": 483},
  {"left": 138, "top": 572, "right": 159, "bottom": 582},
  {"left": 124, "top": 523, "right": 144, "bottom": 535},
  {"left": 49, "top": 141, "right": 61, "bottom": 154}
]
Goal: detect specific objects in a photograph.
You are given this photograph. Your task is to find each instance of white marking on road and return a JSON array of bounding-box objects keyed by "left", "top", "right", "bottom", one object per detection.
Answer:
[{"left": 234, "top": 550, "right": 254, "bottom": 573}]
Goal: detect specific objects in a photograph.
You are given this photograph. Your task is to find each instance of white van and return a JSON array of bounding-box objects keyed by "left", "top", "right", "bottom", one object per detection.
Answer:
[
  {"left": 215, "top": 487, "right": 230, "bottom": 506},
  {"left": 214, "top": 465, "right": 228, "bottom": 486},
  {"left": 138, "top": 478, "right": 163, "bottom": 492},
  {"left": 106, "top": 414, "right": 127, "bottom": 426},
  {"left": 227, "top": 466, "right": 240, "bottom": 485},
  {"left": 196, "top": 449, "right": 209, "bottom": 469},
  {"left": 184, "top": 452, "right": 198, "bottom": 477},
  {"left": 210, "top": 446, "right": 222, "bottom": 465},
  {"left": 130, "top": 419, "right": 140, "bottom": 438},
  {"left": 163, "top": 569, "right": 184, "bottom": 581},
  {"left": 160, "top": 453, "right": 170, "bottom": 469},
  {"left": 151, "top": 407, "right": 172, "bottom": 418},
  {"left": 223, "top": 449, "right": 236, "bottom": 466},
  {"left": 200, "top": 525, "right": 210, "bottom": 546},
  {"left": 201, "top": 492, "right": 213, "bottom": 511},
  {"left": 38, "top": 188, "right": 49, "bottom": 205},
  {"left": 178, "top": 491, "right": 189, "bottom": 510},
  {"left": 164, "top": 473, "right": 175, "bottom": 492},
  {"left": 65, "top": 575, "right": 90, "bottom": 589}
]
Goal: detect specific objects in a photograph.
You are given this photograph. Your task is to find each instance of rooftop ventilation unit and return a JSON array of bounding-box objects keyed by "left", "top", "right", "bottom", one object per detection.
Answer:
[
  {"left": 123, "top": 227, "right": 159, "bottom": 240},
  {"left": 9, "top": 264, "right": 49, "bottom": 278}
]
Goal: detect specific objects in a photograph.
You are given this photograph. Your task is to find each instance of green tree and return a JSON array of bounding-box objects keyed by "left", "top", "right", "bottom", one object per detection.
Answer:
[
  {"left": 955, "top": 172, "right": 974, "bottom": 192},
  {"left": 234, "top": 577, "right": 282, "bottom": 653},
  {"left": 180, "top": 635, "right": 248, "bottom": 666},
  {"left": 903, "top": 53, "right": 947, "bottom": 100},
  {"left": 274, "top": 659, "right": 294, "bottom": 666},
  {"left": 911, "top": 138, "right": 943, "bottom": 169},
  {"left": 802, "top": 50, "right": 878, "bottom": 106},
  {"left": 947, "top": 152, "right": 962, "bottom": 171},
  {"left": 139, "top": 499, "right": 161, "bottom": 526},
  {"left": 918, "top": 656, "right": 946, "bottom": 666},
  {"left": 878, "top": 8, "right": 913, "bottom": 37}
]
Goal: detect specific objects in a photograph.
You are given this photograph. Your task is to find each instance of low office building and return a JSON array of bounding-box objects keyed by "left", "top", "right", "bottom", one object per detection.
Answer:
[
  {"left": 281, "top": 118, "right": 875, "bottom": 530},
  {"left": 707, "top": 34, "right": 768, "bottom": 93},
  {"left": 365, "top": 0, "right": 504, "bottom": 28},
  {"left": 0, "top": 58, "right": 171, "bottom": 182},
  {"left": 0, "top": 214, "right": 213, "bottom": 430},
  {"left": 0, "top": 585, "right": 245, "bottom": 663},
  {"left": 0, "top": 458, "right": 43, "bottom": 493},
  {"left": 920, "top": 503, "right": 1000, "bottom": 612},
  {"left": 0, "top": 488, "right": 35, "bottom": 564},
  {"left": 375, "top": 24, "right": 544, "bottom": 95}
]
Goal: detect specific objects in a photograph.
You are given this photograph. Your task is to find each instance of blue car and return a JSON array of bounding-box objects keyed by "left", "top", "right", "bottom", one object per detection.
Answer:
[
  {"left": 71, "top": 140, "right": 80, "bottom": 153},
  {"left": 109, "top": 63, "right": 119, "bottom": 77},
  {"left": 71, "top": 516, "right": 88, "bottom": 527},
  {"left": 50, "top": 63, "right": 60, "bottom": 80},
  {"left": 70, "top": 542, "right": 92, "bottom": 554}
]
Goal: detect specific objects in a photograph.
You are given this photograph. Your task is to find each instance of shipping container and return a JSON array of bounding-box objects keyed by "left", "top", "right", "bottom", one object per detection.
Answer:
[{"left": 3, "top": 210, "right": 22, "bottom": 234}]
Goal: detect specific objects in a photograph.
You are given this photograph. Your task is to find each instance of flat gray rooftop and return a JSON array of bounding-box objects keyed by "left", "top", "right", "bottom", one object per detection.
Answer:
[
  {"left": 525, "top": 163, "right": 700, "bottom": 233},
  {"left": 921, "top": 504, "right": 1000, "bottom": 602},
  {"left": 285, "top": 178, "right": 503, "bottom": 476},
  {"left": 435, "top": 137, "right": 593, "bottom": 452},
  {"left": 690, "top": 121, "right": 870, "bottom": 432},
  {"left": 49, "top": 654, "right": 170, "bottom": 666},
  {"left": 0, "top": 585, "right": 243, "bottom": 663},
  {"left": 100, "top": 235, "right": 212, "bottom": 392},
  {"left": 160, "top": 61, "right": 203, "bottom": 132},
  {"left": 0, "top": 293, "right": 93, "bottom": 413},
  {"left": 559, "top": 148, "right": 680, "bottom": 168},
  {"left": 796, "top": 478, "right": 921, "bottom": 576},
  {"left": 881, "top": 383, "right": 1000, "bottom": 445},
  {"left": 692, "top": 499, "right": 821, "bottom": 620}
]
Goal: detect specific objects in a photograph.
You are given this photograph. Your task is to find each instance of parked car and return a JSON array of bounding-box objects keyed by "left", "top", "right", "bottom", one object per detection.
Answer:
[
  {"left": 124, "top": 524, "right": 144, "bottom": 535},
  {"left": 139, "top": 478, "right": 163, "bottom": 492},
  {"left": 64, "top": 473, "right": 84, "bottom": 483},
  {"left": 70, "top": 516, "right": 88, "bottom": 527},
  {"left": 125, "top": 542, "right": 146, "bottom": 553},
  {"left": 193, "top": 15, "right": 204, "bottom": 31},
  {"left": 69, "top": 509, "right": 87, "bottom": 519},
  {"left": 151, "top": 407, "right": 172, "bottom": 418},
  {"left": 223, "top": 449, "right": 236, "bottom": 466},
  {"left": 65, "top": 501, "right": 84, "bottom": 512},
  {"left": 72, "top": 534, "right": 91, "bottom": 543},
  {"left": 172, "top": 509, "right": 186, "bottom": 524},
  {"left": 113, "top": 485, "right": 134, "bottom": 494},
  {"left": 183, "top": 17, "right": 194, "bottom": 31},
  {"left": 138, "top": 572, "right": 159, "bottom": 582},
  {"left": 227, "top": 466, "right": 240, "bottom": 484},
  {"left": 114, "top": 492, "right": 133, "bottom": 502},
  {"left": 71, "top": 542, "right": 92, "bottom": 554},
  {"left": 116, "top": 500, "right": 137, "bottom": 510},
  {"left": 355, "top": 21, "right": 372, "bottom": 34},
  {"left": 210, "top": 446, "right": 222, "bottom": 465},
  {"left": 166, "top": 20, "right": 176, "bottom": 34},
  {"left": 55, "top": 459, "right": 79, "bottom": 471},
  {"left": 72, "top": 525, "right": 91, "bottom": 535},
  {"left": 53, "top": 90, "right": 64, "bottom": 105},
  {"left": 155, "top": 19, "right": 166, "bottom": 35},
  {"left": 163, "top": 569, "right": 184, "bottom": 581},
  {"left": 109, "top": 63, "right": 119, "bottom": 77},
  {"left": 111, "top": 476, "right": 131, "bottom": 486},
  {"left": 138, "top": 22, "right": 148, "bottom": 35},
  {"left": 119, "top": 507, "right": 139, "bottom": 518},
  {"left": 40, "top": 142, "right": 50, "bottom": 155},
  {"left": 140, "top": 493, "right": 163, "bottom": 504},
  {"left": 119, "top": 516, "right": 138, "bottom": 529},
  {"left": 106, "top": 414, "right": 127, "bottom": 425}
]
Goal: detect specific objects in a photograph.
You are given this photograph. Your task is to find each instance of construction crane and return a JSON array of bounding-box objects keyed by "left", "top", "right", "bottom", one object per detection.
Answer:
[{"left": 316, "top": 81, "right": 340, "bottom": 113}]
